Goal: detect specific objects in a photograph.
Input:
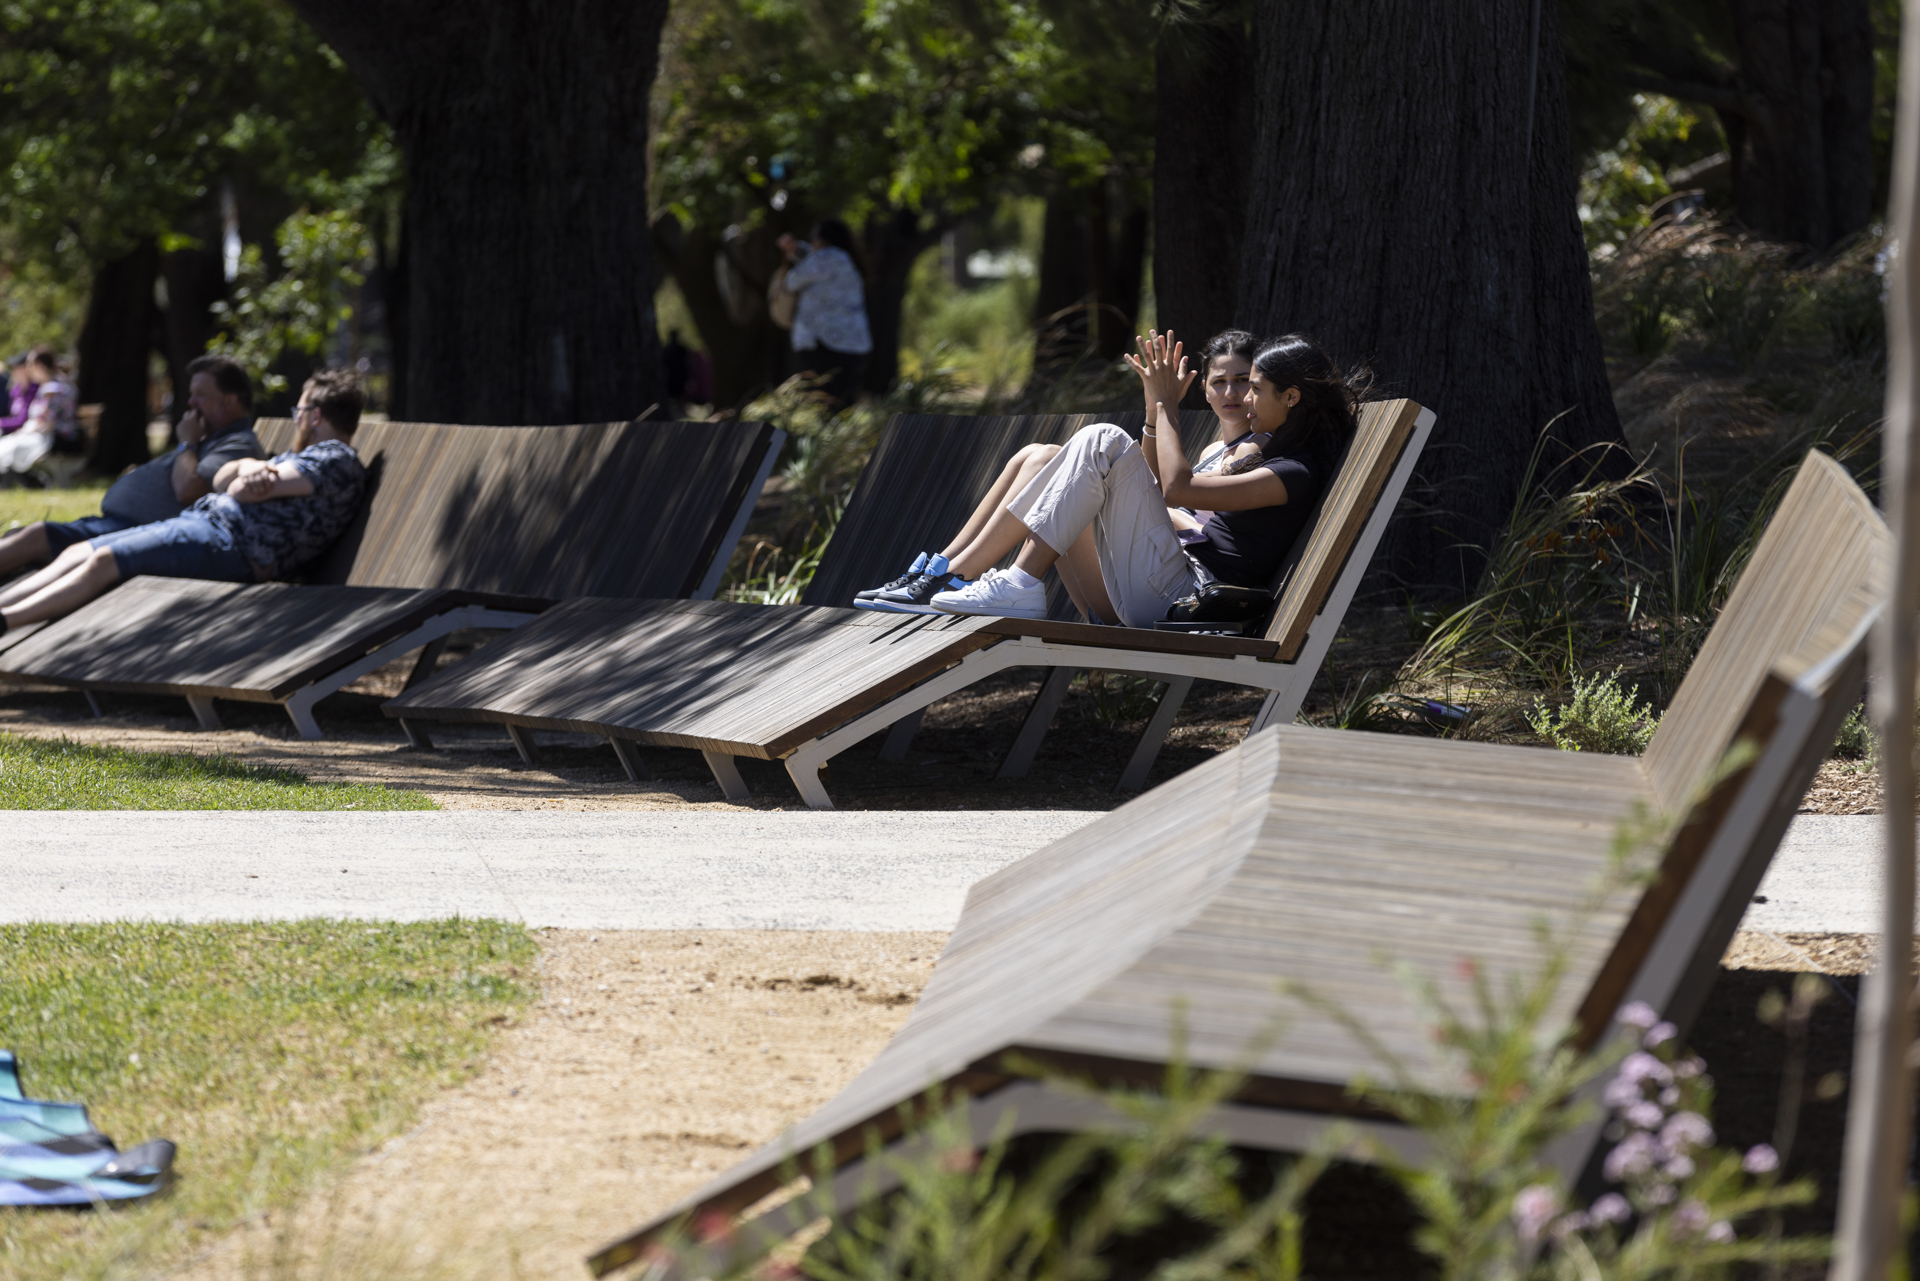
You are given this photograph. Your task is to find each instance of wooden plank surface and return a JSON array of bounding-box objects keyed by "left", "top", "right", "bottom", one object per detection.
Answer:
[
  {"left": 0, "top": 577, "right": 453, "bottom": 700},
  {"left": 1642, "top": 453, "right": 1889, "bottom": 812},
  {"left": 803, "top": 409, "right": 1219, "bottom": 617},
  {"left": 0, "top": 417, "right": 775, "bottom": 700},
  {"left": 1264, "top": 399, "right": 1422, "bottom": 660},
  {"left": 385, "top": 599, "right": 1004, "bottom": 758},
  {"left": 600, "top": 451, "right": 1888, "bottom": 1259}
]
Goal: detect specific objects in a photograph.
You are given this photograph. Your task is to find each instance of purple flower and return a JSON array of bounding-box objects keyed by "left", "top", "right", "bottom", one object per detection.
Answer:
[
  {"left": 1604, "top": 1075, "right": 1645, "bottom": 1109},
  {"left": 1644, "top": 1021, "right": 1678, "bottom": 1048},
  {"left": 1706, "top": 1220, "right": 1735, "bottom": 1243},
  {"left": 1743, "top": 1143, "right": 1780, "bottom": 1174},
  {"left": 1646, "top": 1182, "right": 1678, "bottom": 1206},
  {"left": 1625, "top": 1100, "right": 1666, "bottom": 1130},
  {"left": 1674, "top": 1055, "right": 1705, "bottom": 1080},
  {"left": 1663, "top": 1155, "right": 1696, "bottom": 1180},
  {"left": 1617, "top": 1000, "right": 1660, "bottom": 1029},
  {"left": 1589, "top": 1193, "right": 1632, "bottom": 1224},
  {"left": 1513, "top": 1184, "right": 1560, "bottom": 1242},
  {"left": 1618, "top": 1051, "right": 1674, "bottom": 1089},
  {"left": 1603, "top": 1132, "right": 1663, "bottom": 1182},
  {"left": 1661, "top": 1112, "right": 1714, "bottom": 1151},
  {"left": 1659, "top": 1086, "right": 1680, "bottom": 1107},
  {"left": 1671, "top": 1199, "right": 1710, "bottom": 1236}
]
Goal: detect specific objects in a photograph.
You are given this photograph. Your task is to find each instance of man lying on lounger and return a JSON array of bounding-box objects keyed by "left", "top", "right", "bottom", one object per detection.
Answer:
[
  {"left": 0, "top": 354, "right": 268, "bottom": 580},
  {"left": 0, "top": 369, "right": 368, "bottom": 636}
]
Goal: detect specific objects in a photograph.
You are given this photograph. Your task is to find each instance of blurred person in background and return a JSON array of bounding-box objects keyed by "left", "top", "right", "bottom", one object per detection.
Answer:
[
  {"left": 774, "top": 218, "right": 872, "bottom": 409},
  {"left": 1, "top": 355, "right": 31, "bottom": 435},
  {"left": 0, "top": 354, "right": 265, "bottom": 575},
  {"left": 0, "top": 347, "right": 78, "bottom": 475}
]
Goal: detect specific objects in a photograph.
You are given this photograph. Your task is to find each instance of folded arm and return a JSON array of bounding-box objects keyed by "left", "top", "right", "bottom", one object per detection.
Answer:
[{"left": 216, "top": 457, "right": 313, "bottom": 503}]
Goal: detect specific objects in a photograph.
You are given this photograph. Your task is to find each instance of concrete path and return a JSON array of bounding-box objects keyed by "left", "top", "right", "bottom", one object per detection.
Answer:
[
  {"left": 3, "top": 810, "right": 1100, "bottom": 931},
  {"left": 0, "top": 810, "right": 1901, "bottom": 933}
]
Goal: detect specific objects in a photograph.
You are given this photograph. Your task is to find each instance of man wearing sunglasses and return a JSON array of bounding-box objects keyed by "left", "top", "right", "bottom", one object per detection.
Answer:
[
  {"left": 0, "top": 370, "right": 367, "bottom": 637},
  {"left": 0, "top": 354, "right": 266, "bottom": 578}
]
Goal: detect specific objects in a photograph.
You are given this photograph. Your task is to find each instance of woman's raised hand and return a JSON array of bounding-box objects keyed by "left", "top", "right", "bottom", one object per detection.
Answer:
[{"left": 1124, "top": 330, "right": 1194, "bottom": 413}]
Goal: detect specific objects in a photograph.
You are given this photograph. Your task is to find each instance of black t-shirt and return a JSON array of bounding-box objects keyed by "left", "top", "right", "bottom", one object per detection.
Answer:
[
  {"left": 1186, "top": 443, "right": 1332, "bottom": 589},
  {"left": 100, "top": 419, "right": 267, "bottom": 525}
]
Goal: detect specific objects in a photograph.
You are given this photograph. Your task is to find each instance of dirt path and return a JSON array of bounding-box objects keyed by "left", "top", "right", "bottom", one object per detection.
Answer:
[{"left": 176, "top": 930, "right": 945, "bottom": 1280}]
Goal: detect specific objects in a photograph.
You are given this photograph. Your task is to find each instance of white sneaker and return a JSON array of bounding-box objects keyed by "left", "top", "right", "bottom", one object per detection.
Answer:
[{"left": 929, "top": 568, "right": 1048, "bottom": 619}]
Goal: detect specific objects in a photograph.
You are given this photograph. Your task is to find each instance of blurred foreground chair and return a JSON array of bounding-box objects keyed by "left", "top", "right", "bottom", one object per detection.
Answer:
[
  {"left": 383, "top": 400, "right": 1433, "bottom": 803},
  {"left": 587, "top": 451, "right": 1884, "bottom": 1277},
  {"left": 0, "top": 415, "right": 783, "bottom": 737}
]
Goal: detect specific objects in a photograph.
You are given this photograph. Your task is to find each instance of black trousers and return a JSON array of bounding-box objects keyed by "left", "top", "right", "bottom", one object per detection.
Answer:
[{"left": 792, "top": 345, "right": 868, "bottom": 409}]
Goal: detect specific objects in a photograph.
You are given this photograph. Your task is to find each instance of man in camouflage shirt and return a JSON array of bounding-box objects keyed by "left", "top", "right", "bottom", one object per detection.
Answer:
[{"left": 0, "top": 370, "right": 368, "bottom": 635}]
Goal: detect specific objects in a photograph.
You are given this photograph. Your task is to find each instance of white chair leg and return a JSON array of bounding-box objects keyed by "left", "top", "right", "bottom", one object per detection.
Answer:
[
  {"left": 609, "top": 736, "right": 650, "bottom": 782},
  {"left": 878, "top": 707, "right": 926, "bottom": 761},
  {"left": 186, "top": 695, "right": 221, "bottom": 730},
  {"left": 505, "top": 723, "right": 538, "bottom": 766},
  {"left": 703, "top": 750, "right": 752, "bottom": 802},
  {"left": 998, "top": 667, "right": 1077, "bottom": 779},
  {"left": 1115, "top": 675, "right": 1193, "bottom": 793}
]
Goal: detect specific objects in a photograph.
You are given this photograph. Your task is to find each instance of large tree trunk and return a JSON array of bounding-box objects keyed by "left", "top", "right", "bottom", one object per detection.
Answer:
[
  {"left": 158, "top": 244, "right": 225, "bottom": 426},
  {"left": 862, "top": 209, "right": 946, "bottom": 396},
  {"left": 288, "top": 0, "right": 668, "bottom": 425},
  {"left": 1238, "top": 0, "right": 1624, "bottom": 594},
  {"left": 651, "top": 217, "right": 789, "bottom": 408},
  {"left": 77, "top": 242, "right": 160, "bottom": 475},
  {"left": 1152, "top": 4, "right": 1252, "bottom": 380},
  {"left": 1028, "top": 182, "right": 1149, "bottom": 385}
]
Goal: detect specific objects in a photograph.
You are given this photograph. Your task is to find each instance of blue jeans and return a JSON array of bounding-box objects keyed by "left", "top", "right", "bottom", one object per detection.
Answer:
[
  {"left": 43, "top": 513, "right": 135, "bottom": 554},
  {"left": 90, "top": 511, "right": 255, "bottom": 583}
]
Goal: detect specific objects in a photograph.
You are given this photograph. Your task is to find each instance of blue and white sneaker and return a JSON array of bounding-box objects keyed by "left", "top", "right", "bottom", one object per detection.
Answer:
[
  {"left": 855, "top": 554, "right": 965, "bottom": 614},
  {"left": 929, "top": 568, "right": 1048, "bottom": 619},
  {"left": 854, "top": 552, "right": 928, "bottom": 602}
]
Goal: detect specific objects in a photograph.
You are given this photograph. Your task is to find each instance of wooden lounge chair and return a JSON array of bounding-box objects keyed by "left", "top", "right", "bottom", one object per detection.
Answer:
[
  {"left": 0, "top": 415, "right": 782, "bottom": 737},
  {"left": 383, "top": 399, "right": 1434, "bottom": 805},
  {"left": 587, "top": 450, "right": 1885, "bottom": 1277}
]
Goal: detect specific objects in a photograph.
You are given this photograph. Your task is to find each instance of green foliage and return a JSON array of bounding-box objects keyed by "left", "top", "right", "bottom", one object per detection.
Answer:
[
  {"left": 208, "top": 208, "right": 373, "bottom": 393},
  {"left": 1579, "top": 95, "right": 1721, "bottom": 253},
  {"left": 0, "top": 918, "right": 533, "bottom": 1280},
  {"left": 0, "top": 0, "right": 380, "bottom": 269},
  {"left": 0, "top": 732, "right": 435, "bottom": 809},
  {"left": 0, "top": 244, "right": 86, "bottom": 358},
  {"left": 1830, "top": 704, "right": 1876, "bottom": 763},
  {"left": 1528, "top": 671, "right": 1659, "bottom": 755}
]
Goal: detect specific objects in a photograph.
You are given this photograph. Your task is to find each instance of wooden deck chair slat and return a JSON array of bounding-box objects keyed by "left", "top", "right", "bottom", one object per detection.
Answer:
[
  {"left": 1642, "top": 452, "right": 1887, "bottom": 812},
  {"left": 1264, "top": 398, "right": 1423, "bottom": 657},
  {"left": 587, "top": 450, "right": 1884, "bottom": 1278}
]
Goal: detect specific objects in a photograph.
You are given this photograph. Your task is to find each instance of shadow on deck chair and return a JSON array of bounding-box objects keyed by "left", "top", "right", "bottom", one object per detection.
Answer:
[
  {"left": 587, "top": 450, "right": 1885, "bottom": 1277},
  {"left": 383, "top": 400, "right": 1433, "bottom": 805},
  {"left": 0, "top": 415, "right": 783, "bottom": 738}
]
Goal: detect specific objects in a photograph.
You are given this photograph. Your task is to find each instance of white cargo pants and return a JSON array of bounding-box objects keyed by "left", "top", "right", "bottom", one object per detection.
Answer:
[{"left": 1005, "top": 423, "right": 1199, "bottom": 628}]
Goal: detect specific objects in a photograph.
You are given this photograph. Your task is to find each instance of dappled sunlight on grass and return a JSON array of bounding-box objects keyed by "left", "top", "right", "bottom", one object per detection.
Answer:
[{"left": 0, "top": 482, "right": 107, "bottom": 533}]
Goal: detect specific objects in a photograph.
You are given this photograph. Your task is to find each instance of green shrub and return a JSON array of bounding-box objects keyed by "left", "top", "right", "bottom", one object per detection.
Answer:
[
  {"left": 1528, "top": 670, "right": 1659, "bottom": 754},
  {"left": 1830, "top": 704, "right": 1877, "bottom": 762}
]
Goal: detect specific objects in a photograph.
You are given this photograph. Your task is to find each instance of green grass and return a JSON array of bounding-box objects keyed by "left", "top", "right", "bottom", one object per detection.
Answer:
[
  {"left": 0, "top": 734, "right": 437, "bottom": 810},
  {"left": 0, "top": 483, "right": 109, "bottom": 533},
  {"left": 0, "top": 919, "right": 537, "bottom": 1281}
]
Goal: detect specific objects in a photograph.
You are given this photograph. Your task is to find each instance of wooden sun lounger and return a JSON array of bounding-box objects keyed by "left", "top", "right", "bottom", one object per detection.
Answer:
[
  {"left": 384, "top": 399, "right": 1434, "bottom": 805},
  {"left": 588, "top": 450, "right": 1886, "bottom": 1278},
  {"left": 0, "top": 416, "right": 782, "bottom": 737}
]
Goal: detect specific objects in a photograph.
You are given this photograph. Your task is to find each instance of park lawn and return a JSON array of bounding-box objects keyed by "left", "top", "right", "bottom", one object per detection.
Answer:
[
  {"left": 0, "top": 734, "right": 436, "bottom": 809},
  {"left": 0, "top": 919, "right": 537, "bottom": 1281},
  {"left": 0, "top": 482, "right": 108, "bottom": 533}
]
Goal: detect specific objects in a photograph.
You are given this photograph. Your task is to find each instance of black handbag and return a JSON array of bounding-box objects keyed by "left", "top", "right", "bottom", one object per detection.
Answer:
[{"left": 1157, "top": 555, "right": 1274, "bottom": 633}]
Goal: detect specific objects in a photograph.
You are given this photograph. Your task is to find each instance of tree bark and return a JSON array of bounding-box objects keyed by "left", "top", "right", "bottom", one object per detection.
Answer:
[
  {"left": 651, "top": 216, "right": 789, "bottom": 408},
  {"left": 862, "top": 209, "right": 946, "bottom": 395},
  {"left": 158, "top": 245, "right": 225, "bottom": 426},
  {"left": 288, "top": 0, "right": 669, "bottom": 425},
  {"left": 76, "top": 241, "right": 161, "bottom": 475},
  {"left": 1152, "top": 4, "right": 1252, "bottom": 380},
  {"left": 1238, "top": 0, "right": 1624, "bottom": 594}
]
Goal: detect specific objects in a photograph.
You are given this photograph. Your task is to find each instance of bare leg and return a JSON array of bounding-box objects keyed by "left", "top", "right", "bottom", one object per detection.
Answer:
[
  {"left": 1051, "top": 528, "right": 1118, "bottom": 625},
  {"left": 938, "top": 444, "right": 1060, "bottom": 561},
  {"left": 1, "top": 545, "right": 120, "bottom": 628},
  {"left": 0, "top": 541, "right": 93, "bottom": 609},
  {"left": 0, "top": 522, "right": 52, "bottom": 577}
]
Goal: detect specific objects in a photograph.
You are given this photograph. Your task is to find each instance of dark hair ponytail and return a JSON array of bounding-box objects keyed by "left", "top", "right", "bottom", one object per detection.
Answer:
[{"left": 1248, "top": 332, "right": 1369, "bottom": 459}]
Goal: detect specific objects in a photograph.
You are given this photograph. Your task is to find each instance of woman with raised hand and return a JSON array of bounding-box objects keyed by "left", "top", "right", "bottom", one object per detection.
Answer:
[
  {"left": 866, "top": 330, "right": 1359, "bottom": 627},
  {"left": 855, "top": 328, "right": 1262, "bottom": 617}
]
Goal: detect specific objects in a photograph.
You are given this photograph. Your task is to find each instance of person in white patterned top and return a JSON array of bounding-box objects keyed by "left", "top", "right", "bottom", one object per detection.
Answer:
[{"left": 776, "top": 218, "right": 872, "bottom": 408}]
